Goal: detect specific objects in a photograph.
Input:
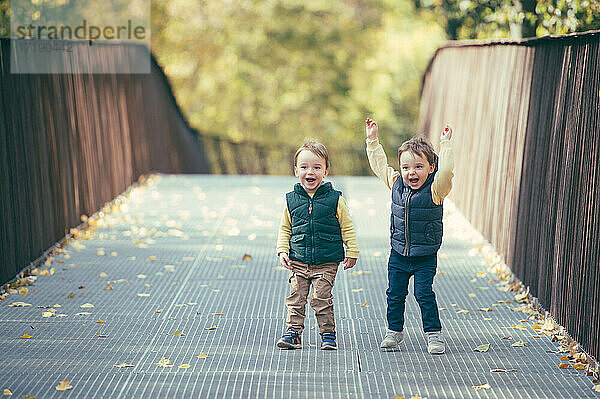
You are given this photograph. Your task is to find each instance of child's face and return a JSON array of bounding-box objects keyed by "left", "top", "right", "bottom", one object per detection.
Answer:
[
  {"left": 294, "top": 150, "right": 329, "bottom": 194},
  {"left": 399, "top": 150, "right": 435, "bottom": 190}
]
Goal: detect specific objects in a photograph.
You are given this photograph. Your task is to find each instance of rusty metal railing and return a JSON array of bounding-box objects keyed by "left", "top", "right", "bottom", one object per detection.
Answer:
[
  {"left": 0, "top": 39, "right": 210, "bottom": 283},
  {"left": 420, "top": 30, "right": 600, "bottom": 361}
]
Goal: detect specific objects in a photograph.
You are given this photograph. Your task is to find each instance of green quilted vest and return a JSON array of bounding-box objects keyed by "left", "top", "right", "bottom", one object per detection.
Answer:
[{"left": 286, "top": 182, "right": 345, "bottom": 265}]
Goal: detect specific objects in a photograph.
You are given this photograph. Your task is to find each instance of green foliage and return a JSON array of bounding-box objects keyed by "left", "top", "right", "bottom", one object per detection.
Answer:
[
  {"left": 415, "top": 0, "right": 600, "bottom": 39},
  {"left": 151, "top": 0, "right": 446, "bottom": 174}
]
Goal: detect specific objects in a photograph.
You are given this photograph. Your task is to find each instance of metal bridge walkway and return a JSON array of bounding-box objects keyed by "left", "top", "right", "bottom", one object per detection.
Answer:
[{"left": 1, "top": 175, "right": 597, "bottom": 398}]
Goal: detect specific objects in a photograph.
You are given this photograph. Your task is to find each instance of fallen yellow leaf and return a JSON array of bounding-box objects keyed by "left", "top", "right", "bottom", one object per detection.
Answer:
[
  {"left": 20, "top": 334, "right": 32, "bottom": 339},
  {"left": 456, "top": 310, "right": 470, "bottom": 314},
  {"left": 196, "top": 353, "right": 208, "bottom": 359},
  {"left": 99, "top": 272, "right": 108, "bottom": 278},
  {"left": 477, "top": 308, "right": 493, "bottom": 312},
  {"left": 558, "top": 363, "right": 570, "bottom": 369},
  {"left": 174, "top": 330, "right": 185, "bottom": 336},
  {"left": 178, "top": 364, "right": 191, "bottom": 369},
  {"left": 8, "top": 302, "right": 32, "bottom": 307},
  {"left": 154, "top": 309, "right": 163, "bottom": 313},
  {"left": 593, "top": 385, "right": 600, "bottom": 392},
  {"left": 18, "top": 287, "right": 28, "bottom": 296},
  {"left": 242, "top": 254, "right": 252, "bottom": 261},
  {"left": 155, "top": 357, "right": 173, "bottom": 367},
  {"left": 80, "top": 303, "right": 94, "bottom": 308},
  {"left": 351, "top": 288, "right": 364, "bottom": 293},
  {"left": 205, "top": 326, "right": 217, "bottom": 330},
  {"left": 474, "top": 344, "right": 490, "bottom": 352},
  {"left": 511, "top": 340, "right": 527, "bottom": 347},
  {"left": 212, "top": 313, "right": 224, "bottom": 315},
  {"left": 3, "top": 388, "right": 12, "bottom": 395},
  {"left": 105, "top": 285, "right": 114, "bottom": 291},
  {"left": 55, "top": 379, "right": 73, "bottom": 391},
  {"left": 468, "top": 293, "right": 476, "bottom": 297},
  {"left": 472, "top": 383, "right": 491, "bottom": 390},
  {"left": 137, "top": 293, "right": 150, "bottom": 297},
  {"left": 96, "top": 320, "right": 105, "bottom": 324},
  {"left": 573, "top": 363, "right": 586, "bottom": 370},
  {"left": 360, "top": 302, "right": 369, "bottom": 308},
  {"left": 114, "top": 363, "right": 135, "bottom": 368}
]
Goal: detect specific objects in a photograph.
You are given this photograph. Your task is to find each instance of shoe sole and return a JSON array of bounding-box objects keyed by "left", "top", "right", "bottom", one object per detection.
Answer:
[
  {"left": 321, "top": 344, "right": 337, "bottom": 350},
  {"left": 277, "top": 340, "right": 301, "bottom": 349},
  {"left": 380, "top": 338, "right": 404, "bottom": 349},
  {"left": 428, "top": 348, "right": 445, "bottom": 354}
]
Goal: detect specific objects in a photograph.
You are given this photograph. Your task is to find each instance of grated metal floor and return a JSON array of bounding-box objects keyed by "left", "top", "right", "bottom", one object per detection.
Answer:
[{"left": 0, "top": 175, "right": 597, "bottom": 398}]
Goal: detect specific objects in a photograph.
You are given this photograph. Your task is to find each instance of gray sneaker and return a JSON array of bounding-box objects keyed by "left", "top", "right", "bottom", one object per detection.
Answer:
[
  {"left": 380, "top": 328, "right": 404, "bottom": 349},
  {"left": 426, "top": 331, "right": 445, "bottom": 354}
]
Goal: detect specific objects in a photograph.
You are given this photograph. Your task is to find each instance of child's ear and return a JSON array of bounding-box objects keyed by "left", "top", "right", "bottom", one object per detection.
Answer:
[
  {"left": 428, "top": 163, "right": 435, "bottom": 174},
  {"left": 324, "top": 167, "right": 329, "bottom": 177},
  {"left": 294, "top": 165, "right": 299, "bottom": 177}
]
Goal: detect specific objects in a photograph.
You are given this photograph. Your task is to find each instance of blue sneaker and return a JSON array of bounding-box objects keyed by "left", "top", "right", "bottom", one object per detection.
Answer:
[
  {"left": 277, "top": 328, "right": 302, "bottom": 349},
  {"left": 320, "top": 332, "right": 337, "bottom": 350}
]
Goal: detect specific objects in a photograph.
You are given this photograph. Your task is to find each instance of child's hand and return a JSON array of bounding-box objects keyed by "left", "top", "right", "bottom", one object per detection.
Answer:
[
  {"left": 365, "top": 118, "right": 378, "bottom": 140},
  {"left": 441, "top": 124, "right": 453, "bottom": 141},
  {"left": 279, "top": 252, "right": 293, "bottom": 270},
  {"left": 342, "top": 257, "right": 357, "bottom": 270}
]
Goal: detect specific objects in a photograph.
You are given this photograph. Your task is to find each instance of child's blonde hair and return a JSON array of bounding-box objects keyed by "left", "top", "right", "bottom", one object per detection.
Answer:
[
  {"left": 398, "top": 136, "right": 435, "bottom": 165},
  {"left": 294, "top": 139, "right": 330, "bottom": 169}
]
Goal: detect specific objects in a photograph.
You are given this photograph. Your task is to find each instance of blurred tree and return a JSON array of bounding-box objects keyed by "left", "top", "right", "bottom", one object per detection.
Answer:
[
  {"left": 151, "top": 0, "right": 446, "bottom": 174},
  {"left": 414, "top": 0, "right": 600, "bottom": 39}
]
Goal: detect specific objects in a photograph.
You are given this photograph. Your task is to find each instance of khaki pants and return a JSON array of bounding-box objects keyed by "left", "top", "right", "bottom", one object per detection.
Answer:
[{"left": 285, "top": 260, "right": 339, "bottom": 334}]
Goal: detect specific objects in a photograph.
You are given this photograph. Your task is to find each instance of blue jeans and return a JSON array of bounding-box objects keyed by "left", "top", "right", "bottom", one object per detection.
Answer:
[{"left": 386, "top": 249, "right": 441, "bottom": 333}]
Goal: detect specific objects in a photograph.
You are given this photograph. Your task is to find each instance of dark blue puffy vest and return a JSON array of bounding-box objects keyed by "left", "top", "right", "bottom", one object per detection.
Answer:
[
  {"left": 390, "top": 156, "right": 443, "bottom": 257},
  {"left": 286, "top": 182, "right": 345, "bottom": 265}
]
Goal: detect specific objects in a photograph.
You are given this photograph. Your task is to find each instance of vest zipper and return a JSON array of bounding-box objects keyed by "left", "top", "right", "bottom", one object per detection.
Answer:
[
  {"left": 404, "top": 191, "right": 413, "bottom": 256},
  {"left": 309, "top": 197, "right": 315, "bottom": 265}
]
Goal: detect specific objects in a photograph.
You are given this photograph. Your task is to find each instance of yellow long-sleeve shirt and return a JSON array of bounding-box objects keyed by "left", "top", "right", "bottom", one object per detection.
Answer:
[
  {"left": 366, "top": 137, "right": 454, "bottom": 204},
  {"left": 276, "top": 191, "right": 359, "bottom": 259}
]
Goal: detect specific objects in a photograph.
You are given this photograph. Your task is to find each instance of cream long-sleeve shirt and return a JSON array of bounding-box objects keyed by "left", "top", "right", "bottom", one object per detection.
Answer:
[
  {"left": 366, "top": 137, "right": 454, "bottom": 204},
  {"left": 276, "top": 192, "right": 359, "bottom": 259}
]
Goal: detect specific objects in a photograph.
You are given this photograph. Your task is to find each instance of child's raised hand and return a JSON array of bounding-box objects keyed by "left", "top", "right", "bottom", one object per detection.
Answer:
[
  {"left": 365, "top": 118, "right": 378, "bottom": 140},
  {"left": 342, "top": 257, "right": 357, "bottom": 270},
  {"left": 279, "top": 252, "right": 293, "bottom": 270},
  {"left": 441, "top": 124, "right": 453, "bottom": 141}
]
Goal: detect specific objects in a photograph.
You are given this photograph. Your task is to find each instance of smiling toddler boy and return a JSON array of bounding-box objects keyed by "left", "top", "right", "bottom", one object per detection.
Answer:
[
  {"left": 365, "top": 118, "right": 454, "bottom": 354},
  {"left": 276, "top": 140, "right": 359, "bottom": 350}
]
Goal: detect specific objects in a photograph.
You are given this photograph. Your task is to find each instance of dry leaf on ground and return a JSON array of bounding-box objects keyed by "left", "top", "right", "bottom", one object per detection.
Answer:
[
  {"left": 197, "top": 353, "right": 208, "bottom": 359},
  {"left": 80, "top": 303, "right": 94, "bottom": 308},
  {"left": 3, "top": 388, "right": 12, "bottom": 395},
  {"left": 512, "top": 340, "right": 527, "bottom": 347},
  {"left": 55, "top": 379, "right": 73, "bottom": 391},
  {"left": 114, "top": 363, "right": 135, "bottom": 368},
  {"left": 490, "top": 369, "right": 519, "bottom": 372},
  {"left": 474, "top": 344, "right": 490, "bottom": 352},
  {"left": 20, "top": 334, "right": 32, "bottom": 339},
  {"left": 8, "top": 302, "right": 31, "bottom": 307},
  {"left": 242, "top": 254, "right": 252, "bottom": 261},
  {"left": 155, "top": 357, "right": 173, "bottom": 367},
  {"left": 472, "top": 383, "right": 491, "bottom": 390},
  {"left": 361, "top": 302, "right": 369, "bottom": 308},
  {"left": 178, "top": 364, "right": 191, "bottom": 369},
  {"left": 205, "top": 326, "right": 217, "bottom": 330},
  {"left": 558, "top": 363, "right": 570, "bottom": 369}
]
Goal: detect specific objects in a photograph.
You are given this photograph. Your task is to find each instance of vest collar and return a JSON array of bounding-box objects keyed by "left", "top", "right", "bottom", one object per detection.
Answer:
[{"left": 293, "top": 181, "right": 332, "bottom": 197}]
